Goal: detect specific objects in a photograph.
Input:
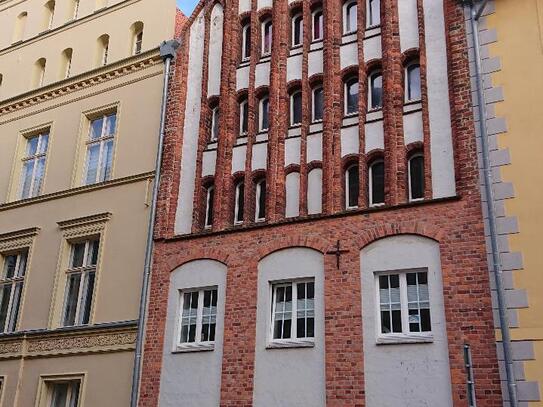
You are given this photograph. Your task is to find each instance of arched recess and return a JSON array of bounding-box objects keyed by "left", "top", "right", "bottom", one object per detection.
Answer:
[
  {"left": 307, "top": 166, "right": 323, "bottom": 215},
  {"left": 60, "top": 48, "right": 73, "bottom": 79},
  {"left": 253, "top": 247, "right": 326, "bottom": 407},
  {"left": 285, "top": 170, "right": 300, "bottom": 218},
  {"left": 32, "top": 58, "right": 47, "bottom": 88},
  {"left": 130, "top": 21, "right": 144, "bottom": 55},
  {"left": 207, "top": 3, "right": 224, "bottom": 97},
  {"left": 158, "top": 259, "right": 227, "bottom": 406},
  {"left": 13, "top": 12, "right": 28, "bottom": 43},
  {"left": 360, "top": 234, "right": 453, "bottom": 407}
]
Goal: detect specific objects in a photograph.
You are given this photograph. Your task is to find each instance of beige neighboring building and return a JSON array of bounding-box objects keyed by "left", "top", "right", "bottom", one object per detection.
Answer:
[{"left": 0, "top": 0, "right": 176, "bottom": 405}]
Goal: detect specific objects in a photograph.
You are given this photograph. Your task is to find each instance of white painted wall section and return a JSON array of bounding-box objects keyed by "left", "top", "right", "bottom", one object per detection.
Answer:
[
  {"left": 285, "top": 172, "right": 300, "bottom": 218},
  {"left": 341, "top": 126, "right": 359, "bottom": 157},
  {"left": 285, "top": 137, "right": 301, "bottom": 166},
  {"left": 231, "top": 145, "right": 247, "bottom": 174},
  {"left": 255, "top": 62, "right": 270, "bottom": 88},
  {"left": 340, "top": 42, "right": 358, "bottom": 70},
  {"left": 364, "top": 121, "right": 384, "bottom": 153},
  {"left": 398, "top": 0, "right": 419, "bottom": 52},
  {"left": 308, "top": 50, "right": 323, "bottom": 77},
  {"left": 307, "top": 133, "right": 323, "bottom": 162},
  {"left": 207, "top": 4, "right": 224, "bottom": 97},
  {"left": 364, "top": 35, "right": 382, "bottom": 62},
  {"left": 237, "top": 65, "right": 250, "bottom": 91},
  {"left": 202, "top": 150, "right": 217, "bottom": 177},
  {"left": 252, "top": 143, "right": 268, "bottom": 171},
  {"left": 307, "top": 168, "right": 323, "bottom": 215},
  {"left": 287, "top": 54, "right": 302, "bottom": 83},
  {"left": 403, "top": 111, "right": 424, "bottom": 145}
]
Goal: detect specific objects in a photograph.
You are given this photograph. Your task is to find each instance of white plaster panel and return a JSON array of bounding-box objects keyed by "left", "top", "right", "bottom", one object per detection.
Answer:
[
  {"left": 159, "top": 260, "right": 227, "bottom": 407},
  {"left": 340, "top": 42, "right": 359, "bottom": 70},
  {"left": 287, "top": 54, "right": 303, "bottom": 83},
  {"left": 424, "top": 0, "right": 456, "bottom": 198},
  {"left": 364, "top": 121, "right": 384, "bottom": 153},
  {"left": 398, "top": 0, "right": 419, "bottom": 52},
  {"left": 403, "top": 111, "right": 424, "bottom": 145},
  {"left": 239, "top": 0, "right": 251, "bottom": 14},
  {"left": 237, "top": 65, "right": 250, "bottom": 91},
  {"left": 252, "top": 143, "right": 268, "bottom": 171},
  {"left": 361, "top": 235, "right": 453, "bottom": 407},
  {"left": 207, "top": 4, "right": 224, "bottom": 97},
  {"left": 285, "top": 138, "right": 301, "bottom": 166},
  {"left": 253, "top": 248, "right": 326, "bottom": 407},
  {"left": 307, "top": 168, "right": 323, "bottom": 215},
  {"left": 232, "top": 145, "right": 247, "bottom": 174},
  {"left": 308, "top": 50, "right": 323, "bottom": 77},
  {"left": 307, "top": 133, "right": 323, "bottom": 162},
  {"left": 341, "top": 126, "right": 359, "bottom": 157},
  {"left": 255, "top": 62, "right": 270, "bottom": 88},
  {"left": 175, "top": 11, "right": 205, "bottom": 235},
  {"left": 202, "top": 150, "right": 217, "bottom": 177},
  {"left": 364, "top": 35, "right": 382, "bottom": 62},
  {"left": 285, "top": 172, "right": 300, "bottom": 218},
  {"left": 257, "top": 0, "right": 272, "bottom": 10}
]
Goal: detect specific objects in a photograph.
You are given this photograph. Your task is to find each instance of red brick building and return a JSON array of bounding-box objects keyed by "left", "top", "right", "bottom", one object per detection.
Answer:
[{"left": 139, "top": 0, "right": 503, "bottom": 405}]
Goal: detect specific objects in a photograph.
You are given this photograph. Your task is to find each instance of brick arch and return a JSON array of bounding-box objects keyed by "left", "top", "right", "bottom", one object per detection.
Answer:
[
  {"left": 354, "top": 222, "right": 443, "bottom": 251},
  {"left": 255, "top": 236, "right": 328, "bottom": 261},
  {"left": 164, "top": 249, "right": 230, "bottom": 274}
]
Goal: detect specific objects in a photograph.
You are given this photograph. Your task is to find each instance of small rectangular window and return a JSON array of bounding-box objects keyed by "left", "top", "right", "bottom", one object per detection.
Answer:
[
  {"left": 178, "top": 288, "right": 218, "bottom": 347},
  {"left": 0, "top": 251, "right": 28, "bottom": 333},
  {"left": 271, "top": 280, "right": 314, "bottom": 342},
  {"left": 84, "top": 112, "right": 116, "bottom": 185},
  {"left": 20, "top": 131, "right": 49, "bottom": 199}
]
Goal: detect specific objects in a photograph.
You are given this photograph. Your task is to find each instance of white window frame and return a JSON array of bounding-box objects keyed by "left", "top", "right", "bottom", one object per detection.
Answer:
[
  {"left": 344, "top": 76, "right": 359, "bottom": 116},
  {"left": 239, "top": 99, "right": 248, "bottom": 135},
  {"left": 408, "top": 153, "right": 425, "bottom": 202},
  {"left": 261, "top": 18, "right": 272, "bottom": 56},
  {"left": 83, "top": 112, "right": 117, "bottom": 185},
  {"left": 290, "top": 90, "right": 302, "bottom": 126},
  {"left": 0, "top": 251, "right": 28, "bottom": 333},
  {"left": 259, "top": 95, "right": 269, "bottom": 132},
  {"left": 241, "top": 23, "right": 251, "bottom": 61},
  {"left": 255, "top": 179, "right": 266, "bottom": 222},
  {"left": 234, "top": 181, "right": 244, "bottom": 225},
  {"left": 291, "top": 13, "right": 303, "bottom": 47},
  {"left": 405, "top": 61, "right": 421, "bottom": 102},
  {"left": 368, "top": 70, "right": 383, "bottom": 111},
  {"left": 176, "top": 287, "right": 218, "bottom": 352},
  {"left": 20, "top": 131, "right": 49, "bottom": 199},
  {"left": 374, "top": 269, "right": 433, "bottom": 344},
  {"left": 345, "top": 164, "right": 359, "bottom": 209},
  {"left": 312, "top": 85, "right": 323, "bottom": 122},
  {"left": 366, "top": 0, "right": 380, "bottom": 28},
  {"left": 210, "top": 106, "right": 219, "bottom": 142},
  {"left": 204, "top": 185, "right": 214, "bottom": 229},
  {"left": 368, "top": 159, "right": 385, "bottom": 207},
  {"left": 312, "top": 8, "right": 323, "bottom": 42},
  {"left": 268, "top": 279, "right": 315, "bottom": 348},
  {"left": 133, "top": 29, "right": 143, "bottom": 55},
  {"left": 343, "top": 0, "right": 358, "bottom": 35}
]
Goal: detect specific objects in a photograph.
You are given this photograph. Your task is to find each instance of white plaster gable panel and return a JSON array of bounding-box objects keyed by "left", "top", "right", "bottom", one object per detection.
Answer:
[
  {"left": 398, "top": 0, "right": 419, "bottom": 52},
  {"left": 232, "top": 145, "right": 247, "bottom": 174},
  {"left": 239, "top": 0, "right": 251, "bottom": 14},
  {"left": 202, "top": 150, "right": 217, "bottom": 177},
  {"left": 207, "top": 4, "right": 224, "bottom": 97},
  {"left": 403, "top": 111, "right": 424, "bottom": 145},
  {"left": 253, "top": 248, "right": 326, "bottom": 406},
  {"left": 175, "top": 11, "right": 206, "bottom": 235},
  {"left": 307, "top": 168, "right": 323, "bottom": 215},
  {"left": 255, "top": 62, "right": 270, "bottom": 88},
  {"left": 424, "top": 0, "right": 456, "bottom": 198},
  {"left": 252, "top": 143, "right": 267, "bottom": 171},
  {"left": 308, "top": 50, "right": 323, "bottom": 77},
  {"left": 285, "top": 137, "right": 301, "bottom": 166},
  {"left": 287, "top": 54, "right": 302, "bottom": 83},
  {"left": 341, "top": 126, "right": 359, "bottom": 157},
  {"left": 361, "top": 235, "right": 453, "bottom": 407},
  {"left": 257, "top": 0, "right": 272, "bottom": 10},
  {"left": 307, "top": 133, "right": 323, "bottom": 162},
  {"left": 285, "top": 172, "right": 300, "bottom": 218},
  {"left": 340, "top": 42, "right": 359, "bottom": 70},
  {"left": 364, "top": 35, "right": 382, "bottom": 62},
  {"left": 237, "top": 65, "right": 250, "bottom": 91},
  {"left": 159, "top": 260, "right": 227, "bottom": 406},
  {"left": 364, "top": 121, "right": 384, "bottom": 153}
]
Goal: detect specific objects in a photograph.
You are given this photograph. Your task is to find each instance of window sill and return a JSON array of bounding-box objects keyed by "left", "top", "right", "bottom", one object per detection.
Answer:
[
  {"left": 376, "top": 333, "right": 433, "bottom": 345},
  {"left": 173, "top": 343, "right": 215, "bottom": 353},
  {"left": 266, "top": 339, "right": 315, "bottom": 349}
]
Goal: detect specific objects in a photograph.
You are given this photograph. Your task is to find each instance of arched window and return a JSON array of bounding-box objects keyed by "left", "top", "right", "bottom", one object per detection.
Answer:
[
  {"left": 239, "top": 98, "right": 249, "bottom": 135},
  {"left": 312, "top": 85, "right": 324, "bottom": 122},
  {"left": 255, "top": 178, "right": 266, "bottom": 222},
  {"left": 290, "top": 89, "right": 302, "bottom": 126},
  {"left": 345, "top": 76, "right": 359, "bottom": 115},
  {"left": 312, "top": 8, "right": 323, "bottom": 41},
  {"left": 368, "top": 71, "right": 383, "bottom": 110},
  {"left": 344, "top": 0, "right": 357, "bottom": 34},
  {"left": 405, "top": 61, "right": 421, "bottom": 102},
  {"left": 97, "top": 34, "right": 110, "bottom": 66},
  {"left": 369, "top": 159, "right": 385, "bottom": 206},
  {"left": 204, "top": 184, "right": 215, "bottom": 228},
  {"left": 33, "top": 58, "right": 47, "bottom": 88},
  {"left": 292, "top": 13, "right": 303, "bottom": 47},
  {"left": 234, "top": 180, "right": 245, "bottom": 224},
  {"left": 70, "top": 0, "right": 80, "bottom": 19},
  {"left": 131, "top": 21, "right": 144, "bottom": 55},
  {"left": 44, "top": 0, "right": 55, "bottom": 30},
  {"left": 13, "top": 12, "right": 28, "bottom": 43},
  {"left": 259, "top": 95, "right": 269, "bottom": 132},
  {"left": 60, "top": 48, "right": 73, "bottom": 79},
  {"left": 408, "top": 153, "right": 425, "bottom": 201},
  {"left": 345, "top": 164, "right": 359, "bottom": 209},
  {"left": 261, "top": 19, "right": 272, "bottom": 56},
  {"left": 210, "top": 105, "right": 220, "bottom": 142},
  {"left": 367, "top": 0, "right": 380, "bottom": 28},
  {"left": 285, "top": 171, "right": 300, "bottom": 218},
  {"left": 241, "top": 22, "right": 251, "bottom": 61}
]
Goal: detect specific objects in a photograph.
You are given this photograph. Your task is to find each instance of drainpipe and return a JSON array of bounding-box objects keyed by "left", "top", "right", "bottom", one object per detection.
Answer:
[
  {"left": 130, "top": 38, "right": 180, "bottom": 407},
  {"left": 468, "top": 1, "right": 518, "bottom": 406}
]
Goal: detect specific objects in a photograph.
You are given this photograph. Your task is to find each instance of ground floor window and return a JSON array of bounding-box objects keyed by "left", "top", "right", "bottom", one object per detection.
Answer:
[
  {"left": 271, "top": 280, "right": 315, "bottom": 341},
  {"left": 178, "top": 287, "right": 218, "bottom": 346}
]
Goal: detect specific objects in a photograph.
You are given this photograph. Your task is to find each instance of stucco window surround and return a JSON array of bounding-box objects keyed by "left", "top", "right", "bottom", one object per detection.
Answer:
[
  {"left": 49, "top": 213, "right": 110, "bottom": 329},
  {"left": 35, "top": 373, "right": 86, "bottom": 407}
]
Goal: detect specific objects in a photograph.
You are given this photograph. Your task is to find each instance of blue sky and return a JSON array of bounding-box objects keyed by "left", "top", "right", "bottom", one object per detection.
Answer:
[{"left": 177, "top": 0, "right": 199, "bottom": 15}]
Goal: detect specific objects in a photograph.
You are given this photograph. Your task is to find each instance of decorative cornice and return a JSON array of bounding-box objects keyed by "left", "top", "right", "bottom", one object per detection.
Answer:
[
  {"left": 58, "top": 213, "right": 112, "bottom": 230},
  {"left": 0, "top": 227, "right": 40, "bottom": 252}
]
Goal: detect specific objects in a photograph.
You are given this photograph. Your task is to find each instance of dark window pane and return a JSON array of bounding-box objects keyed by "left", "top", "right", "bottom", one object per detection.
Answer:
[
  {"left": 273, "top": 319, "right": 282, "bottom": 339},
  {"left": 4, "top": 255, "right": 16, "bottom": 279},
  {"left": 8, "top": 282, "right": 23, "bottom": 332},
  {"left": 0, "top": 285, "right": 12, "bottom": 332},
  {"left": 407, "top": 64, "right": 421, "bottom": 100},
  {"left": 307, "top": 317, "right": 314, "bottom": 337},
  {"left": 283, "top": 318, "right": 292, "bottom": 338},
  {"left": 381, "top": 310, "right": 391, "bottom": 333},
  {"left": 313, "top": 87, "right": 323, "bottom": 121},
  {"left": 390, "top": 274, "right": 399, "bottom": 288},
  {"left": 293, "top": 16, "right": 302, "bottom": 45},
  {"left": 297, "top": 283, "right": 306, "bottom": 300},
  {"left": 243, "top": 25, "right": 251, "bottom": 58},
  {"left": 347, "top": 165, "right": 359, "bottom": 207},
  {"left": 307, "top": 282, "right": 314, "bottom": 299},
  {"left": 257, "top": 180, "right": 266, "bottom": 219},
  {"left": 183, "top": 292, "right": 191, "bottom": 310},
  {"left": 261, "top": 97, "right": 269, "bottom": 130},
  {"left": 181, "top": 325, "right": 189, "bottom": 342},
  {"left": 370, "top": 161, "right": 384, "bottom": 204},
  {"left": 63, "top": 274, "right": 81, "bottom": 326},
  {"left": 236, "top": 183, "right": 245, "bottom": 222},
  {"left": 409, "top": 309, "right": 420, "bottom": 332},
  {"left": 406, "top": 272, "right": 417, "bottom": 286},
  {"left": 240, "top": 101, "right": 248, "bottom": 134},
  {"left": 346, "top": 78, "right": 359, "bottom": 114},
  {"left": 368, "top": 0, "right": 380, "bottom": 27},
  {"left": 90, "top": 240, "right": 99, "bottom": 265},
  {"left": 188, "top": 323, "right": 197, "bottom": 342},
  {"left": 204, "top": 290, "right": 211, "bottom": 307},
  {"left": 392, "top": 309, "right": 402, "bottom": 332},
  {"left": 379, "top": 275, "right": 389, "bottom": 289},
  {"left": 418, "top": 272, "right": 427, "bottom": 284},
  {"left": 291, "top": 92, "right": 302, "bottom": 125},
  {"left": 206, "top": 186, "right": 214, "bottom": 226},
  {"left": 71, "top": 243, "right": 85, "bottom": 268},
  {"left": 81, "top": 271, "right": 95, "bottom": 325},
  {"left": 313, "top": 11, "right": 323, "bottom": 40},
  {"left": 346, "top": 2, "right": 357, "bottom": 33},
  {"left": 285, "top": 285, "right": 292, "bottom": 302},
  {"left": 263, "top": 21, "right": 272, "bottom": 54},
  {"left": 209, "top": 323, "right": 216, "bottom": 341},
  {"left": 297, "top": 317, "right": 305, "bottom": 338},
  {"left": 371, "top": 73, "right": 383, "bottom": 109},
  {"left": 409, "top": 155, "right": 425, "bottom": 199},
  {"left": 421, "top": 308, "right": 431, "bottom": 332}
]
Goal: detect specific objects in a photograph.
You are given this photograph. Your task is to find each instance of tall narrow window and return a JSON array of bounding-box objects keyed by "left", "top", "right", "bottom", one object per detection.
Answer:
[
  {"left": 344, "top": 0, "right": 358, "bottom": 34},
  {"left": 259, "top": 95, "right": 269, "bottom": 131},
  {"left": 312, "top": 85, "right": 324, "bottom": 122},
  {"left": 44, "top": 0, "right": 55, "bottom": 30},
  {"left": 368, "top": 71, "right": 383, "bottom": 110},
  {"left": 60, "top": 48, "right": 73, "bottom": 79},
  {"left": 178, "top": 288, "right": 218, "bottom": 346},
  {"left": 292, "top": 13, "right": 303, "bottom": 47},
  {"left": 33, "top": 58, "right": 47, "bottom": 88},
  {"left": 312, "top": 9, "right": 323, "bottom": 41},
  {"left": 242, "top": 22, "right": 251, "bottom": 61},
  {"left": 255, "top": 179, "right": 266, "bottom": 222},
  {"left": 290, "top": 90, "right": 302, "bottom": 126},
  {"left": 408, "top": 153, "right": 425, "bottom": 201},
  {"left": 239, "top": 98, "right": 249, "bottom": 135},
  {"left": 62, "top": 239, "right": 99, "bottom": 327},
  {"left": 20, "top": 131, "right": 49, "bottom": 199},
  {"left": 345, "top": 164, "right": 359, "bottom": 209},
  {"left": 48, "top": 380, "right": 81, "bottom": 407},
  {"left": 13, "top": 12, "right": 28, "bottom": 43},
  {"left": 131, "top": 22, "right": 144, "bottom": 55},
  {"left": 345, "top": 76, "right": 359, "bottom": 115},
  {"left": 210, "top": 106, "right": 220, "bottom": 142},
  {"left": 204, "top": 185, "right": 214, "bottom": 228},
  {"left": 71, "top": 0, "right": 80, "bottom": 19},
  {"left": 261, "top": 19, "right": 272, "bottom": 56},
  {"left": 367, "top": 0, "right": 380, "bottom": 28},
  {"left": 84, "top": 112, "right": 116, "bottom": 185},
  {"left": 369, "top": 160, "right": 384, "bottom": 206},
  {"left": 234, "top": 181, "right": 245, "bottom": 224},
  {"left": 97, "top": 34, "right": 110, "bottom": 66},
  {"left": 406, "top": 61, "right": 421, "bottom": 102},
  {"left": 0, "top": 251, "right": 27, "bottom": 333},
  {"left": 271, "top": 280, "right": 314, "bottom": 341}
]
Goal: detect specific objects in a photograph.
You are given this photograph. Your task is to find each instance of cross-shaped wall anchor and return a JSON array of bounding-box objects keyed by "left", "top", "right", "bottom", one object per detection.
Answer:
[{"left": 326, "top": 240, "right": 349, "bottom": 269}]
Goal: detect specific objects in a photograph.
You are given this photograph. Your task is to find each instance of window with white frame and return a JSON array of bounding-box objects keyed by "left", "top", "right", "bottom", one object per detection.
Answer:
[
  {"left": 291, "top": 13, "right": 303, "bottom": 47},
  {"left": 367, "top": 0, "right": 380, "bottom": 28},
  {"left": 408, "top": 153, "right": 425, "bottom": 201},
  {"left": 132, "top": 22, "right": 144, "bottom": 55},
  {"left": 71, "top": 0, "right": 80, "bottom": 20},
  {"left": 255, "top": 178, "right": 266, "bottom": 222},
  {"left": 204, "top": 184, "right": 214, "bottom": 228},
  {"left": 377, "top": 271, "right": 431, "bottom": 335},
  {"left": 345, "top": 164, "right": 359, "bottom": 209},
  {"left": 0, "top": 250, "right": 28, "bottom": 333},
  {"left": 84, "top": 112, "right": 116, "bottom": 185},
  {"left": 261, "top": 19, "right": 272, "bottom": 56},
  {"left": 368, "top": 71, "right": 382, "bottom": 110},
  {"left": 312, "top": 85, "right": 323, "bottom": 122},
  {"left": 234, "top": 180, "right": 245, "bottom": 224},
  {"left": 210, "top": 106, "right": 220, "bottom": 142},
  {"left": 62, "top": 239, "right": 99, "bottom": 327},
  {"left": 239, "top": 98, "right": 249, "bottom": 135},
  {"left": 290, "top": 90, "right": 302, "bottom": 126},
  {"left": 45, "top": 379, "right": 81, "bottom": 407},
  {"left": 344, "top": 76, "right": 359, "bottom": 115},
  {"left": 178, "top": 287, "right": 218, "bottom": 346},
  {"left": 405, "top": 61, "right": 421, "bottom": 102},
  {"left": 259, "top": 95, "right": 269, "bottom": 131},
  {"left": 369, "top": 159, "right": 384, "bottom": 206},
  {"left": 97, "top": 34, "right": 109, "bottom": 66},
  {"left": 20, "top": 130, "right": 49, "bottom": 199},
  {"left": 241, "top": 22, "right": 251, "bottom": 61},
  {"left": 271, "top": 280, "right": 314, "bottom": 342},
  {"left": 343, "top": 0, "right": 357, "bottom": 34},
  {"left": 312, "top": 8, "right": 323, "bottom": 42}
]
